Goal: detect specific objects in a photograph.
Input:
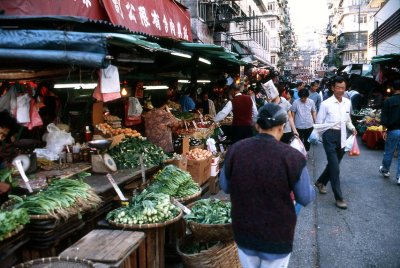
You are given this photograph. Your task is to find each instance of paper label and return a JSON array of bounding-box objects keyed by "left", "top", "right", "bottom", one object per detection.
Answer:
[
  {"left": 14, "top": 160, "right": 33, "bottom": 193},
  {"left": 171, "top": 198, "right": 191, "bottom": 214},
  {"left": 139, "top": 153, "right": 146, "bottom": 184},
  {"left": 106, "top": 173, "right": 128, "bottom": 201}
]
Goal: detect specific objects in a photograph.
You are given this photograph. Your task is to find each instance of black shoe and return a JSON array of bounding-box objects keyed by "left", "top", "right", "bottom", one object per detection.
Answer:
[
  {"left": 314, "top": 182, "right": 327, "bottom": 194},
  {"left": 335, "top": 200, "right": 347, "bottom": 209}
]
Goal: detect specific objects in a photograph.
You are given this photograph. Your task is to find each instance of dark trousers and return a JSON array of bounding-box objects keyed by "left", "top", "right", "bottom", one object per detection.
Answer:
[
  {"left": 232, "top": 125, "right": 253, "bottom": 144},
  {"left": 281, "top": 132, "right": 294, "bottom": 144},
  {"left": 316, "top": 129, "right": 345, "bottom": 201},
  {"left": 297, "top": 127, "right": 314, "bottom": 151}
]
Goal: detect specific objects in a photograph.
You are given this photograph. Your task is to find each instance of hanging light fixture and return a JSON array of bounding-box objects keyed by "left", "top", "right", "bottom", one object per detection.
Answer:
[{"left": 121, "top": 87, "right": 128, "bottom": 96}]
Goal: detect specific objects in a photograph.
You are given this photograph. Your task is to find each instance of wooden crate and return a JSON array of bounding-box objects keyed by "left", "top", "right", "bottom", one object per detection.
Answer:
[{"left": 59, "top": 229, "right": 145, "bottom": 268}]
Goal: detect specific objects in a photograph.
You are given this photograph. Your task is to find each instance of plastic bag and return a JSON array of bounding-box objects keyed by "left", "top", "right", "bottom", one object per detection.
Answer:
[
  {"left": 349, "top": 136, "right": 360, "bottom": 156},
  {"left": 44, "top": 123, "right": 74, "bottom": 155},
  {"left": 24, "top": 99, "right": 43, "bottom": 130},
  {"left": 344, "top": 135, "right": 355, "bottom": 152},
  {"left": 308, "top": 129, "right": 321, "bottom": 144},
  {"left": 290, "top": 136, "right": 307, "bottom": 158}
]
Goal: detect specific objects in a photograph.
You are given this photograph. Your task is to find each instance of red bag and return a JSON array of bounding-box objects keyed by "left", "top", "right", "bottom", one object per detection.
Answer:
[
  {"left": 25, "top": 99, "right": 43, "bottom": 130},
  {"left": 349, "top": 137, "right": 360, "bottom": 156}
]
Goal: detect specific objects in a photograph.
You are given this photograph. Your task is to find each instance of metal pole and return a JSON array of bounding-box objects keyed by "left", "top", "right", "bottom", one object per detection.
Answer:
[
  {"left": 375, "top": 21, "right": 379, "bottom": 55},
  {"left": 358, "top": 4, "right": 361, "bottom": 63}
]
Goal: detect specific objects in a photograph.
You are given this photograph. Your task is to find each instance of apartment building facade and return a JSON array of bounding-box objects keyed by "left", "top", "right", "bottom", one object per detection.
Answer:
[
  {"left": 179, "top": 0, "right": 295, "bottom": 71},
  {"left": 327, "top": 0, "right": 380, "bottom": 66}
]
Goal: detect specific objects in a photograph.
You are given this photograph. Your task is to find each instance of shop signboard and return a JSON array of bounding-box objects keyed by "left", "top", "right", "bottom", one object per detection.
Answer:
[
  {"left": 0, "top": 0, "right": 192, "bottom": 41},
  {"left": 103, "top": 0, "right": 192, "bottom": 41}
]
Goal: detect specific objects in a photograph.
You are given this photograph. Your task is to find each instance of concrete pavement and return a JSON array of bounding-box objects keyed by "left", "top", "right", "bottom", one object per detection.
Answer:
[{"left": 290, "top": 137, "right": 400, "bottom": 268}]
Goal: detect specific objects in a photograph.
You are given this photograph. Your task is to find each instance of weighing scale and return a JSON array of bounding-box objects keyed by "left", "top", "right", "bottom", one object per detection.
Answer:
[
  {"left": 12, "top": 139, "right": 41, "bottom": 174},
  {"left": 88, "top": 140, "right": 117, "bottom": 173}
]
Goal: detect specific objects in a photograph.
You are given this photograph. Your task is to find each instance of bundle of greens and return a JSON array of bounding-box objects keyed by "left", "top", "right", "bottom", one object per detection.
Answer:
[
  {"left": 9, "top": 177, "right": 102, "bottom": 219},
  {"left": 184, "top": 199, "right": 231, "bottom": 224},
  {"left": 107, "top": 189, "right": 179, "bottom": 225},
  {"left": 108, "top": 137, "right": 168, "bottom": 169},
  {"left": 0, "top": 208, "right": 29, "bottom": 240},
  {"left": 147, "top": 165, "right": 200, "bottom": 199}
]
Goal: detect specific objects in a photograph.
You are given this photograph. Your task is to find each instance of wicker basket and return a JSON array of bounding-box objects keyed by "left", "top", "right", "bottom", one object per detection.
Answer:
[
  {"left": 187, "top": 221, "right": 233, "bottom": 243},
  {"left": 108, "top": 208, "right": 183, "bottom": 230},
  {"left": 177, "top": 236, "right": 241, "bottom": 268},
  {"left": 185, "top": 201, "right": 233, "bottom": 243},
  {"left": 0, "top": 225, "right": 24, "bottom": 242},
  {"left": 13, "top": 256, "right": 94, "bottom": 268},
  {"left": 176, "top": 190, "right": 201, "bottom": 205}
]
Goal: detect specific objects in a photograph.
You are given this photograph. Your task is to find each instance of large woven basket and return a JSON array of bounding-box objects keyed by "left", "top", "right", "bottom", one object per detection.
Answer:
[
  {"left": 0, "top": 225, "right": 24, "bottom": 242},
  {"left": 13, "top": 256, "right": 94, "bottom": 268},
  {"left": 176, "top": 190, "right": 201, "bottom": 205},
  {"left": 177, "top": 236, "right": 241, "bottom": 268},
  {"left": 185, "top": 201, "right": 233, "bottom": 243},
  {"left": 108, "top": 208, "right": 183, "bottom": 230}
]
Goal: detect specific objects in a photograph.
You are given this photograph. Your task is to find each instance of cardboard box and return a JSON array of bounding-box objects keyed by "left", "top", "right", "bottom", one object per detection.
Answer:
[
  {"left": 165, "top": 155, "right": 188, "bottom": 171},
  {"left": 211, "top": 156, "right": 220, "bottom": 176},
  {"left": 187, "top": 156, "right": 212, "bottom": 185}
]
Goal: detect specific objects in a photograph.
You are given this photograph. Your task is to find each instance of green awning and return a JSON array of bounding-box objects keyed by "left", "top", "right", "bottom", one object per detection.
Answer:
[
  {"left": 176, "top": 41, "right": 247, "bottom": 66},
  {"left": 106, "top": 33, "right": 171, "bottom": 53},
  {"left": 371, "top": 53, "right": 400, "bottom": 64}
]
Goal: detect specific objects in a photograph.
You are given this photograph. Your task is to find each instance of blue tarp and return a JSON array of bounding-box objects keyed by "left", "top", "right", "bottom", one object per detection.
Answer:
[{"left": 0, "top": 29, "right": 108, "bottom": 68}]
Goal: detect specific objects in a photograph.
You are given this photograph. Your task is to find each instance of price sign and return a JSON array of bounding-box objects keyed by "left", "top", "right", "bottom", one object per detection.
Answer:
[
  {"left": 106, "top": 173, "right": 128, "bottom": 201},
  {"left": 14, "top": 160, "right": 33, "bottom": 193}
]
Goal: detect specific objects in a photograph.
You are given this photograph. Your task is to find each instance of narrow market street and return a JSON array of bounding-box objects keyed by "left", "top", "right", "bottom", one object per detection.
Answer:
[{"left": 289, "top": 137, "right": 400, "bottom": 268}]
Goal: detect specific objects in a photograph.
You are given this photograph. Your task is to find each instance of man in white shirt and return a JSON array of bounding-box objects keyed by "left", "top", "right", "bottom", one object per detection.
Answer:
[{"left": 314, "top": 76, "right": 357, "bottom": 209}]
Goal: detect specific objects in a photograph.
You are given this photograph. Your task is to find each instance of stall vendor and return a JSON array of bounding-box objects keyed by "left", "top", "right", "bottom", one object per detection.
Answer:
[
  {"left": 214, "top": 84, "right": 258, "bottom": 143},
  {"left": 0, "top": 110, "right": 19, "bottom": 146},
  {"left": 0, "top": 111, "right": 19, "bottom": 197},
  {"left": 143, "top": 90, "right": 181, "bottom": 153}
]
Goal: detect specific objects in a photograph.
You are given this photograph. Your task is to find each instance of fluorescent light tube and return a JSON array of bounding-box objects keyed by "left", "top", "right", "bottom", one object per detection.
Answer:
[
  {"left": 54, "top": 83, "right": 97, "bottom": 89},
  {"left": 178, "top": 80, "right": 190, "bottom": 83},
  {"left": 143, "top": 85, "right": 169, "bottom": 90},
  {"left": 199, "top": 57, "right": 211, "bottom": 65},
  {"left": 171, "top": 51, "right": 192, "bottom": 59},
  {"left": 197, "top": 80, "right": 211, "bottom": 83}
]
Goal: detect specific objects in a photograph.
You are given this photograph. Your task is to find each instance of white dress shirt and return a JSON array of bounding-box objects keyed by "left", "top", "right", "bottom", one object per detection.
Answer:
[
  {"left": 214, "top": 93, "right": 258, "bottom": 123},
  {"left": 316, "top": 95, "right": 355, "bottom": 148}
]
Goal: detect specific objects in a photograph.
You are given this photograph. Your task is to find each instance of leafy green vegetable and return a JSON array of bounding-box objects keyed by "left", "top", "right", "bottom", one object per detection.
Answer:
[
  {"left": 0, "top": 168, "right": 17, "bottom": 187},
  {"left": 147, "top": 165, "right": 200, "bottom": 198},
  {"left": 108, "top": 137, "right": 168, "bottom": 169},
  {"left": 0, "top": 208, "right": 29, "bottom": 240},
  {"left": 184, "top": 199, "right": 231, "bottom": 224},
  {"left": 9, "top": 178, "right": 102, "bottom": 219},
  {"left": 106, "top": 189, "right": 179, "bottom": 225}
]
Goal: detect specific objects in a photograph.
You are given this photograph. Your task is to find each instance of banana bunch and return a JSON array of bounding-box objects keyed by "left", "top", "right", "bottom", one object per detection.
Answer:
[{"left": 367, "top": 125, "right": 384, "bottom": 131}]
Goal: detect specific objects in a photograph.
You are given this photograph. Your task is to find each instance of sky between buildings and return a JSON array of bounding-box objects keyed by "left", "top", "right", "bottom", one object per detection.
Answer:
[{"left": 288, "top": 0, "right": 329, "bottom": 50}]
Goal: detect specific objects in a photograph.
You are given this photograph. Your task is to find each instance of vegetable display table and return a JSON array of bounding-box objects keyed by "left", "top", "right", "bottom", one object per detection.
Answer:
[
  {"left": 60, "top": 229, "right": 145, "bottom": 268},
  {"left": 362, "top": 130, "right": 385, "bottom": 149}
]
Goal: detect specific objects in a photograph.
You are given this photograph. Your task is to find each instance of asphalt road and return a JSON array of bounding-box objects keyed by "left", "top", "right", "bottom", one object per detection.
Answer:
[{"left": 290, "top": 137, "right": 400, "bottom": 268}]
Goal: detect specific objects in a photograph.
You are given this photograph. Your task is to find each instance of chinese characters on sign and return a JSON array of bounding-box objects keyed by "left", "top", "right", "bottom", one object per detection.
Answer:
[
  {"left": 104, "top": 0, "right": 192, "bottom": 41},
  {"left": 0, "top": 0, "right": 192, "bottom": 41}
]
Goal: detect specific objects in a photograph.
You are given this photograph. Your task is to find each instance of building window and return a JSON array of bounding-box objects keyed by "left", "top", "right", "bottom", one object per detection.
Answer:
[
  {"left": 267, "top": 2, "right": 275, "bottom": 11},
  {"left": 271, "top": 37, "right": 276, "bottom": 47},
  {"left": 268, "top": 20, "right": 275, "bottom": 29},
  {"left": 353, "top": 14, "right": 367, "bottom": 23},
  {"left": 351, "top": 0, "right": 367, "bottom": 5},
  {"left": 271, "top": 56, "right": 276, "bottom": 64},
  {"left": 198, "top": 2, "right": 207, "bottom": 21}
]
